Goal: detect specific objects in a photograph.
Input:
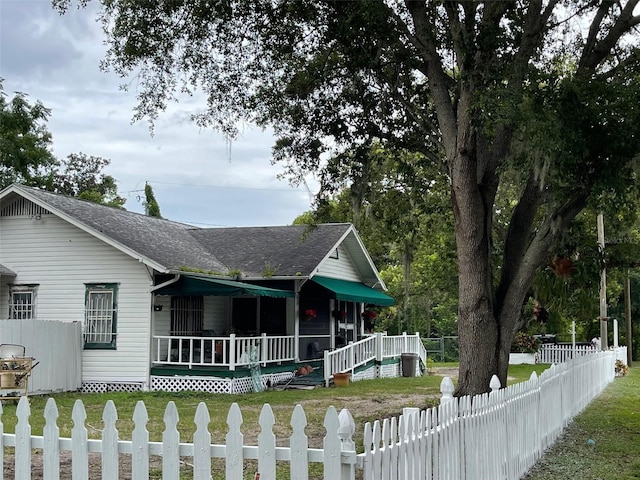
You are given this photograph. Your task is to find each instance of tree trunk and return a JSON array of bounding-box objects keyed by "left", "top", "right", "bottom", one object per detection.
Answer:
[{"left": 450, "top": 140, "right": 501, "bottom": 395}]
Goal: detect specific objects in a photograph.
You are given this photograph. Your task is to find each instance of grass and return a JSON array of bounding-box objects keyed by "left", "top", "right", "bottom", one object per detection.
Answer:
[
  {"left": 0, "top": 363, "right": 549, "bottom": 442},
  {"left": 523, "top": 366, "right": 640, "bottom": 480}
]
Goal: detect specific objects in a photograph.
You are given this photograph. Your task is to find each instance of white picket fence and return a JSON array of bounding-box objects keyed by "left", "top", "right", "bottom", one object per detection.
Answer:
[
  {"left": 537, "top": 344, "right": 595, "bottom": 364},
  {"left": 0, "top": 348, "right": 624, "bottom": 479},
  {"left": 1, "top": 397, "right": 358, "bottom": 480},
  {"left": 358, "top": 348, "right": 625, "bottom": 480}
]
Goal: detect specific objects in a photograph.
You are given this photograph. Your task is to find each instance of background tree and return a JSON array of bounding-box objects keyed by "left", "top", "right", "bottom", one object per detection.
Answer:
[
  {"left": 294, "top": 144, "right": 458, "bottom": 337},
  {"left": 0, "top": 81, "right": 125, "bottom": 207},
  {"left": 56, "top": 0, "right": 640, "bottom": 395},
  {"left": 143, "top": 181, "right": 162, "bottom": 217},
  {"left": 44, "top": 152, "right": 126, "bottom": 208},
  {"left": 0, "top": 80, "right": 56, "bottom": 188}
]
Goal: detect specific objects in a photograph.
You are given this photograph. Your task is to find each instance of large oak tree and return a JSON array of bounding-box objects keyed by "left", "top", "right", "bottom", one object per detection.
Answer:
[{"left": 56, "top": 0, "right": 640, "bottom": 395}]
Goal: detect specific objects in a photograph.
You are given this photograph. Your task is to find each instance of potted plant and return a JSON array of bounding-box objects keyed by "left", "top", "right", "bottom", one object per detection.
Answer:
[
  {"left": 509, "top": 332, "right": 540, "bottom": 364},
  {"left": 362, "top": 309, "right": 377, "bottom": 332},
  {"left": 303, "top": 309, "right": 317, "bottom": 321},
  {"left": 615, "top": 359, "right": 628, "bottom": 377}
]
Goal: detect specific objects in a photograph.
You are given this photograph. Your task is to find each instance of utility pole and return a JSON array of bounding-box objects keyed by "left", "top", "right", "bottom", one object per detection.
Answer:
[
  {"left": 625, "top": 272, "right": 633, "bottom": 366},
  {"left": 598, "top": 213, "right": 608, "bottom": 350}
]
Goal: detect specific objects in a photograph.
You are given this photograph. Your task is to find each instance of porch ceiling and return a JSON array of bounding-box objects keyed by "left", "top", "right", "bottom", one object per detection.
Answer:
[
  {"left": 154, "top": 274, "right": 295, "bottom": 298},
  {"left": 311, "top": 276, "right": 395, "bottom": 306}
]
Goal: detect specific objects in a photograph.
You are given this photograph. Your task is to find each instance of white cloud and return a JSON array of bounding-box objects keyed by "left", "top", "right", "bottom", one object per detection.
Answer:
[{"left": 0, "top": 0, "right": 318, "bottom": 226}]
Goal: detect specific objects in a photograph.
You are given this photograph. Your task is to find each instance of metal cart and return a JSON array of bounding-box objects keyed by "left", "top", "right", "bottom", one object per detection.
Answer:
[{"left": 0, "top": 344, "right": 36, "bottom": 400}]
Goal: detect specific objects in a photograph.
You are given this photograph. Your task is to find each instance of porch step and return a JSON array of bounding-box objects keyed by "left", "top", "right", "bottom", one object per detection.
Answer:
[{"left": 270, "top": 369, "right": 326, "bottom": 390}]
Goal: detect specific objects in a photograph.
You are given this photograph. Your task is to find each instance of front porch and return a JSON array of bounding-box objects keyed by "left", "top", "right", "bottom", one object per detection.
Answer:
[{"left": 149, "top": 332, "right": 427, "bottom": 394}]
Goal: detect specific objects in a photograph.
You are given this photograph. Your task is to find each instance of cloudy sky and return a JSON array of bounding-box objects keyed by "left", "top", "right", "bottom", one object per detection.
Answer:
[{"left": 0, "top": 0, "right": 318, "bottom": 226}]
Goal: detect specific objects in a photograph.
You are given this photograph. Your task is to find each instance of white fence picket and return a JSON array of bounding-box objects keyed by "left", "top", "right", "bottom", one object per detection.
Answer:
[
  {"left": 131, "top": 401, "right": 149, "bottom": 480},
  {"left": 71, "top": 399, "right": 88, "bottom": 480},
  {"left": 258, "top": 404, "right": 276, "bottom": 479},
  {"left": 102, "top": 400, "right": 119, "bottom": 480},
  {"left": 15, "top": 397, "right": 30, "bottom": 480},
  {"left": 43, "top": 398, "right": 59, "bottom": 480},
  {"left": 161, "top": 401, "right": 180, "bottom": 479},
  {"left": 323, "top": 406, "right": 341, "bottom": 480},
  {"left": 193, "top": 402, "right": 212, "bottom": 478},
  {"left": 290, "top": 404, "right": 309, "bottom": 479},
  {"left": 226, "top": 403, "right": 244, "bottom": 480}
]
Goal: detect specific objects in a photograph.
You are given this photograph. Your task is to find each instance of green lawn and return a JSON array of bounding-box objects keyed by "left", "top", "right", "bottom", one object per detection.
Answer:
[
  {"left": 0, "top": 363, "right": 550, "bottom": 443},
  {"left": 523, "top": 366, "right": 640, "bottom": 480}
]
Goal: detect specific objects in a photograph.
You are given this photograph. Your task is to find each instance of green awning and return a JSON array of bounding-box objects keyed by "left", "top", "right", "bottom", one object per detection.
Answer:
[
  {"left": 155, "top": 274, "right": 294, "bottom": 298},
  {"left": 311, "top": 276, "right": 395, "bottom": 306}
]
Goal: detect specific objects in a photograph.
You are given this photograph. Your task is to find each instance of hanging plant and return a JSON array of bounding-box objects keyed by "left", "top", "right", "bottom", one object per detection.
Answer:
[{"left": 304, "top": 309, "right": 317, "bottom": 321}]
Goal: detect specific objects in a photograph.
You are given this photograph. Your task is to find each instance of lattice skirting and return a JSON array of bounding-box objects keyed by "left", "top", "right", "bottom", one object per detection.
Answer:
[
  {"left": 151, "top": 371, "right": 296, "bottom": 395},
  {"left": 81, "top": 382, "right": 144, "bottom": 393},
  {"left": 378, "top": 360, "right": 402, "bottom": 379},
  {"left": 353, "top": 364, "right": 376, "bottom": 382}
]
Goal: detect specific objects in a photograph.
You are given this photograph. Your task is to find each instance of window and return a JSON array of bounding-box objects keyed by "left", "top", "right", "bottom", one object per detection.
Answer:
[
  {"left": 8, "top": 285, "right": 38, "bottom": 319},
  {"left": 170, "top": 296, "right": 203, "bottom": 336},
  {"left": 84, "top": 283, "right": 118, "bottom": 349}
]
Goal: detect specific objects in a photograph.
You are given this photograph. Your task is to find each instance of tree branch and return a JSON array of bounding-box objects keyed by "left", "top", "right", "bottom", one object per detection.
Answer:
[
  {"left": 578, "top": 0, "right": 640, "bottom": 74},
  {"left": 404, "top": 1, "right": 458, "bottom": 158}
]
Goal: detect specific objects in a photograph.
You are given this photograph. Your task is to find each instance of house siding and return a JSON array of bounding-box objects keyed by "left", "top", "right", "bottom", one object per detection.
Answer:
[
  {"left": 315, "top": 244, "right": 361, "bottom": 282},
  {"left": 0, "top": 213, "right": 152, "bottom": 385}
]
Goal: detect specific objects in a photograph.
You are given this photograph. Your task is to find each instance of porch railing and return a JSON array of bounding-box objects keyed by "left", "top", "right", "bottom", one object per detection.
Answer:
[
  {"left": 152, "top": 334, "right": 295, "bottom": 370},
  {"left": 324, "top": 332, "right": 426, "bottom": 385}
]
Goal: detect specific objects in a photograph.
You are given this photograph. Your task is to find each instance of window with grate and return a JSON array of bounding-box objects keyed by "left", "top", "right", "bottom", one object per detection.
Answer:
[
  {"left": 170, "top": 296, "right": 204, "bottom": 336},
  {"left": 84, "top": 283, "right": 118, "bottom": 349},
  {"left": 8, "top": 285, "right": 38, "bottom": 319}
]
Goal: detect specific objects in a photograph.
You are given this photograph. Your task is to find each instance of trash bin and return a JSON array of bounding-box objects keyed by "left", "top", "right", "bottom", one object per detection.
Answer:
[{"left": 401, "top": 352, "right": 418, "bottom": 377}]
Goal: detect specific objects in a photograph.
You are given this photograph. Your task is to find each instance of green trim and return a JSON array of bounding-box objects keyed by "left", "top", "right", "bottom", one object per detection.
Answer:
[
  {"left": 150, "top": 360, "right": 314, "bottom": 379},
  {"left": 84, "top": 283, "right": 118, "bottom": 349},
  {"left": 311, "top": 276, "right": 394, "bottom": 306},
  {"left": 155, "top": 274, "right": 294, "bottom": 298},
  {"left": 378, "top": 357, "right": 401, "bottom": 366}
]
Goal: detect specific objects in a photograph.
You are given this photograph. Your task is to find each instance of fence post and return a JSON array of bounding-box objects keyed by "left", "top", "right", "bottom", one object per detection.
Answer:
[
  {"left": 338, "top": 408, "right": 356, "bottom": 480},
  {"left": 440, "top": 376, "right": 455, "bottom": 404},
  {"left": 490, "top": 375, "right": 501, "bottom": 392}
]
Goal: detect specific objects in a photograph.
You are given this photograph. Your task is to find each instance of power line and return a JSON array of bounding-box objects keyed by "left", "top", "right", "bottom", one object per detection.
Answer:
[{"left": 121, "top": 179, "right": 315, "bottom": 194}]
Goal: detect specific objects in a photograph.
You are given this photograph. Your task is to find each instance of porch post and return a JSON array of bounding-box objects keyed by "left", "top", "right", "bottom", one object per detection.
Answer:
[
  {"left": 261, "top": 333, "right": 268, "bottom": 364},
  {"left": 229, "top": 334, "right": 236, "bottom": 371},
  {"left": 294, "top": 281, "right": 301, "bottom": 362}
]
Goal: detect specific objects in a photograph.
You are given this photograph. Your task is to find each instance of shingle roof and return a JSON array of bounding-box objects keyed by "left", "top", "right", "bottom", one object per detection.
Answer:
[
  {"left": 8, "top": 186, "right": 353, "bottom": 277},
  {"left": 14, "top": 186, "right": 228, "bottom": 273},
  {"left": 188, "top": 224, "right": 352, "bottom": 277}
]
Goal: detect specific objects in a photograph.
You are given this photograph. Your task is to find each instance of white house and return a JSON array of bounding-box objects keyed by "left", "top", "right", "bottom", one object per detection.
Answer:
[{"left": 0, "top": 184, "right": 394, "bottom": 393}]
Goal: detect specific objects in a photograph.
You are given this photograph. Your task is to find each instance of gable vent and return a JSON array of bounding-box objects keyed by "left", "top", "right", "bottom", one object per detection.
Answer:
[{"left": 0, "top": 197, "right": 51, "bottom": 218}]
